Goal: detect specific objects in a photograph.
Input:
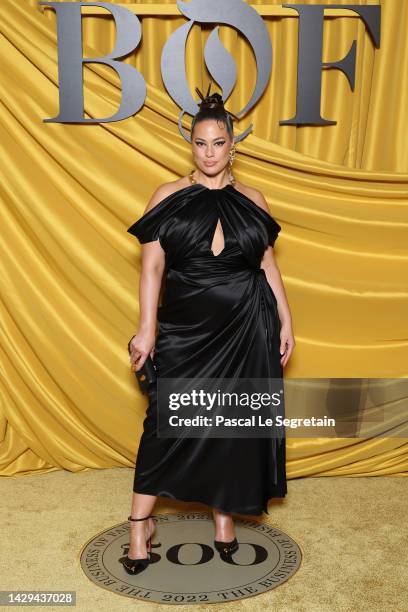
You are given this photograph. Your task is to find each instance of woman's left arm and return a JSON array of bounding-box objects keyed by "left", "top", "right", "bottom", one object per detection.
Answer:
[
  {"left": 260, "top": 246, "right": 295, "bottom": 367},
  {"left": 251, "top": 189, "right": 296, "bottom": 367}
]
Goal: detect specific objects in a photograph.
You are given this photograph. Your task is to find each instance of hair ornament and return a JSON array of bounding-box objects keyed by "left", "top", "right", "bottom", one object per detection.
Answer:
[{"left": 178, "top": 80, "right": 252, "bottom": 143}]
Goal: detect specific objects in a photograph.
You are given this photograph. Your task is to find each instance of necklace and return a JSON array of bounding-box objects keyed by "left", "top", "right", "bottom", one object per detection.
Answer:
[{"left": 189, "top": 169, "right": 236, "bottom": 188}]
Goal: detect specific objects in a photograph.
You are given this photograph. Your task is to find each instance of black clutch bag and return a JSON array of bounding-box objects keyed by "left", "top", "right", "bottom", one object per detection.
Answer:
[
  {"left": 135, "top": 355, "right": 157, "bottom": 395},
  {"left": 128, "top": 336, "right": 157, "bottom": 395}
]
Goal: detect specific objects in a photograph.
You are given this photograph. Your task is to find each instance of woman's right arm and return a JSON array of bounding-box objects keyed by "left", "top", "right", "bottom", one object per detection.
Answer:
[{"left": 128, "top": 184, "right": 172, "bottom": 372}]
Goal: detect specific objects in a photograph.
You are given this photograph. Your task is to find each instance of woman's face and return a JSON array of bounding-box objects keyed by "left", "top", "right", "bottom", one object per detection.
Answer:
[{"left": 191, "top": 119, "right": 233, "bottom": 176}]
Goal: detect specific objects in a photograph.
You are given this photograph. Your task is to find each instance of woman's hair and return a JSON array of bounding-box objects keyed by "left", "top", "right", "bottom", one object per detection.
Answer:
[{"left": 191, "top": 88, "right": 235, "bottom": 141}]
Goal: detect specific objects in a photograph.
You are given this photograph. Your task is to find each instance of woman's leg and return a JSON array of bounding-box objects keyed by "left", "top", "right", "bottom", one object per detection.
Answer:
[
  {"left": 128, "top": 492, "right": 158, "bottom": 559},
  {"left": 212, "top": 508, "right": 236, "bottom": 541}
]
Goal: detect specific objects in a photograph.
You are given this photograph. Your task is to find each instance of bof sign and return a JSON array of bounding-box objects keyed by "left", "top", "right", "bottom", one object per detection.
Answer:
[{"left": 39, "top": 0, "right": 381, "bottom": 139}]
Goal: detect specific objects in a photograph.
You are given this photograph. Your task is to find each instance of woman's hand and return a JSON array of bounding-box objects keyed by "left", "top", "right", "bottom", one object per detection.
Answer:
[
  {"left": 279, "top": 321, "right": 295, "bottom": 367},
  {"left": 128, "top": 330, "right": 156, "bottom": 372}
]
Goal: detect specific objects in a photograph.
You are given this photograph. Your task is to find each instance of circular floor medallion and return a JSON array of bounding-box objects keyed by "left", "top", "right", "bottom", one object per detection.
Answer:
[{"left": 79, "top": 512, "right": 302, "bottom": 604}]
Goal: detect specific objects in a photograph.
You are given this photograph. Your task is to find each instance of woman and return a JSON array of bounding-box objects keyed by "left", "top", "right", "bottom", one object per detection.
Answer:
[{"left": 123, "top": 88, "right": 295, "bottom": 575}]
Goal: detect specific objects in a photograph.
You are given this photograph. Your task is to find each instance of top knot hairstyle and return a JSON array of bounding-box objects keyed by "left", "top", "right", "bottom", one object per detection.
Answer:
[{"left": 190, "top": 82, "right": 240, "bottom": 141}]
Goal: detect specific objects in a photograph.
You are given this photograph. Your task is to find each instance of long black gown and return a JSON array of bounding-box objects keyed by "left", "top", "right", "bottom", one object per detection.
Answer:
[{"left": 127, "top": 182, "right": 287, "bottom": 516}]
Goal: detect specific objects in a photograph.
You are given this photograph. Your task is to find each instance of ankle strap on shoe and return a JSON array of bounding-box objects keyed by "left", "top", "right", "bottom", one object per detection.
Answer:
[{"left": 128, "top": 514, "right": 159, "bottom": 522}]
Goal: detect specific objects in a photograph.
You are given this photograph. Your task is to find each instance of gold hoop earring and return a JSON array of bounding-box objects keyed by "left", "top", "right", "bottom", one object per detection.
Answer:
[
  {"left": 229, "top": 145, "right": 236, "bottom": 168},
  {"left": 227, "top": 145, "right": 236, "bottom": 185},
  {"left": 228, "top": 145, "right": 236, "bottom": 184}
]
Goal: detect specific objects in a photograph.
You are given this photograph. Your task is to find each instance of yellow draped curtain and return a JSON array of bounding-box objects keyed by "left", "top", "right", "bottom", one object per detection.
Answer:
[{"left": 0, "top": 0, "right": 407, "bottom": 479}]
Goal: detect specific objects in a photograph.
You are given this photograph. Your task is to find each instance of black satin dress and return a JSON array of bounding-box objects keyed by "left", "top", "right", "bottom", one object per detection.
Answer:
[{"left": 127, "top": 183, "right": 287, "bottom": 516}]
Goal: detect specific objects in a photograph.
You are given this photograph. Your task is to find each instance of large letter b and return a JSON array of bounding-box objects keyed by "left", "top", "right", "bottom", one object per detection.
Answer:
[{"left": 39, "top": 2, "right": 145, "bottom": 123}]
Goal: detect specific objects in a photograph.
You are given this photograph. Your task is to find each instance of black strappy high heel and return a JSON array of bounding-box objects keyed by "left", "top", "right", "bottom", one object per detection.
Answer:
[
  {"left": 120, "top": 514, "right": 156, "bottom": 575},
  {"left": 214, "top": 537, "right": 239, "bottom": 560}
]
